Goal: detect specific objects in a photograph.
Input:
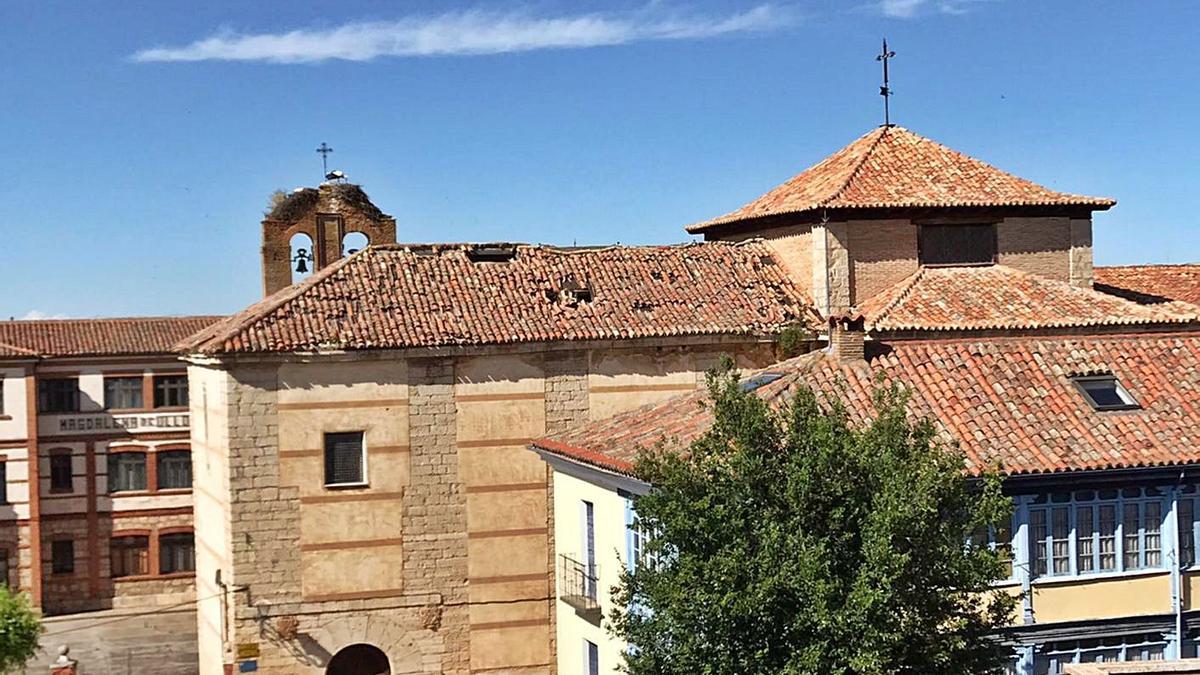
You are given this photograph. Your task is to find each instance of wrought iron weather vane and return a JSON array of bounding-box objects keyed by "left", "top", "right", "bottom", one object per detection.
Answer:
[
  {"left": 316, "top": 142, "right": 334, "bottom": 176},
  {"left": 876, "top": 39, "right": 896, "bottom": 126}
]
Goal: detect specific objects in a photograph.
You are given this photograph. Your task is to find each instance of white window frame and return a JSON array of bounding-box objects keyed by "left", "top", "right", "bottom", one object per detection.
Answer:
[{"left": 1071, "top": 374, "right": 1139, "bottom": 411}]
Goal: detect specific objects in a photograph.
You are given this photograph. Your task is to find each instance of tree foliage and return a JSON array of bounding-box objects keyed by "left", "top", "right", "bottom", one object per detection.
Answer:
[
  {"left": 610, "top": 362, "right": 1017, "bottom": 675},
  {"left": 0, "top": 587, "right": 40, "bottom": 674}
]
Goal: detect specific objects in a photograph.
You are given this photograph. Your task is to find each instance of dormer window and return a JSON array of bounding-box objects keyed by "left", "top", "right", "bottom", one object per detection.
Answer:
[
  {"left": 1073, "top": 375, "right": 1139, "bottom": 411},
  {"left": 918, "top": 224, "right": 997, "bottom": 266}
]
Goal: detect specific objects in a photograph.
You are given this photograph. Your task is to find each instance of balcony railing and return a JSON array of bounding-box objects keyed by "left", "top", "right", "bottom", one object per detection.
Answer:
[{"left": 558, "top": 554, "right": 600, "bottom": 613}]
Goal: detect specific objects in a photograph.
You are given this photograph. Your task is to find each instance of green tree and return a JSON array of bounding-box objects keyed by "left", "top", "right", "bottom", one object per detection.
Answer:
[
  {"left": 0, "top": 586, "right": 40, "bottom": 673},
  {"left": 610, "top": 363, "right": 1016, "bottom": 675}
]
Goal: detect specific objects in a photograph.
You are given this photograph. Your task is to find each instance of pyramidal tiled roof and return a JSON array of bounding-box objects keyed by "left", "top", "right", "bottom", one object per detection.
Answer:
[
  {"left": 687, "top": 126, "right": 1115, "bottom": 233},
  {"left": 179, "top": 242, "right": 819, "bottom": 356},
  {"left": 858, "top": 265, "right": 1196, "bottom": 332}
]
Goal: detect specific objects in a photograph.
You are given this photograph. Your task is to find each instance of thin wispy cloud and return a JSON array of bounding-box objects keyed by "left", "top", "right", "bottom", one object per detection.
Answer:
[
  {"left": 20, "top": 310, "right": 70, "bottom": 320},
  {"left": 132, "top": 4, "right": 792, "bottom": 64},
  {"left": 877, "top": 0, "right": 993, "bottom": 18}
]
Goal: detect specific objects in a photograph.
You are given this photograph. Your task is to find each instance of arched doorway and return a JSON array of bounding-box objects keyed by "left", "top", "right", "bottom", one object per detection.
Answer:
[{"left": 326, "top": 643, "right": 390, "bottom": 675}]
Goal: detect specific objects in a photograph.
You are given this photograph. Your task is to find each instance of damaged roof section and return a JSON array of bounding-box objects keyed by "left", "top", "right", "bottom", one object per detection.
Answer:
[{"left": 179, "top": 242, "right": 820, "bottom": 355}]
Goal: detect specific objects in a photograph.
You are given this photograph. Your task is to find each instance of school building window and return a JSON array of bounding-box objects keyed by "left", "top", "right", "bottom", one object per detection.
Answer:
[
  {"left": 111, "top": 535, "right": 149, "bottom": 578},
  {"left": 38, "top": 378, "right": 79, "bottom": 413},
  {"left": 51, "top": 540, "right": 74, "bottom": 575},
  {"left": 50, "top": 452, "right": 73, "bottom": 493},
  {"left": 324, "top": 432, "right": 365, "bottom": 486},
  {"left": 156, "top": 450, "right": 192, "bottom": 489},
  {"left": 0, "top": 462, "right": 7, "bottom": 504},
  {"left": 1029, "top": 487, "right": 1165, "bottom": 578},
  {"left": 154, "top": 375, "right": 188, "bottom": 408},
  {"left": 104, "top": 377, "right": 143, "bottom": 410},
  {"left": 159, "top": 532, "right": 195, "bottom": 574},
  {"left": 108, "top": 452, "right": 147, "bottom": 493}
]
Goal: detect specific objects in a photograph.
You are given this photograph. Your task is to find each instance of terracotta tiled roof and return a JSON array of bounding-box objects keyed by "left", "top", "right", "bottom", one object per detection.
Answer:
[
  {"left": 180, "top": 242, "right": 819, "bottom": 355},
  {"left": 687, "top": 126, "right": 1115, "bottom": 233},
  {"left": 0, "top": 341, "right": 39, "bottom": 358},
  {"left": 1095, "top": 264, "right": 1200, "bottom": 307},
  {"left": 0, "top": 316, "right": 224, "bottom": 359},
  {"left": 858, "top": 265, "right": 1196, "bottom": 332},
  {"left": 533, "top": 333, "right": 1200, "bottom": 477}
]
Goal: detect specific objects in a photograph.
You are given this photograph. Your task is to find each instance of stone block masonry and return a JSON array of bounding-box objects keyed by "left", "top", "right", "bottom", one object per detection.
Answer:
[
  {"left": 403, "top": 357, "right": 470, "bottom": 674},
  {"left": 543, "top": 351, "right": 591, "bottom": 675}
]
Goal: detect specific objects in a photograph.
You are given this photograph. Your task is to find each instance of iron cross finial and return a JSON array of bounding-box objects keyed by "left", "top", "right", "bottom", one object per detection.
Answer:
[
  {"left": 316, "top": 142, "right": 334, "bottom": 176},
  {"left": 876, "top": 39, "right": 896, "bottom": 126}
]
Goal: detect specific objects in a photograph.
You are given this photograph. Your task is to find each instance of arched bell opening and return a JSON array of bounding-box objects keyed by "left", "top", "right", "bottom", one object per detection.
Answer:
[
  {"left": 289, "top": 233, "right": 315, "bottom": 284},
  {"left": 342, "top": 231, "right": 370, "bottom": 257}
]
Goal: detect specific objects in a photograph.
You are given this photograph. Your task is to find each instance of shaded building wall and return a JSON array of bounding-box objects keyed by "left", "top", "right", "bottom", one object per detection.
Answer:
[{"left": 711, "top": 214, "right": 1095, "bottom": 314}]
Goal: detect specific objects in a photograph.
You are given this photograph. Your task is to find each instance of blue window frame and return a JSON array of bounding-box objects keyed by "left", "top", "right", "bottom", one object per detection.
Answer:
[
  {"left": 1028, "top": 488, "right": 1165, "bottom": 579},
  {"left": 1034, "top": 634, "right": 1166, "bottom": 675},
  {"left": 1175, "top": 485, "right": 1200, "bottom": 567},
  {"left": 971, "top": 516, "right": 1015, "bottom": 580}
]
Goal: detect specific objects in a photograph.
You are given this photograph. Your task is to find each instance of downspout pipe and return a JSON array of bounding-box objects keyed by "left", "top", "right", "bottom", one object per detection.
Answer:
[{"left": 1173, "top": 471, "right": 1186, "bottom": 658}]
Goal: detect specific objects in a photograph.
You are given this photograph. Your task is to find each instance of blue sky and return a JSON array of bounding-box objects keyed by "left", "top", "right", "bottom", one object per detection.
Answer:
[{"left": 0, "top": 0, "right": 1195, "bottom": 318}]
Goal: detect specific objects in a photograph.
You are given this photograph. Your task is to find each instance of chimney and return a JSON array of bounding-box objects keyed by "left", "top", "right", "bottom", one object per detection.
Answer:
[{"left": 828, "top": 312, "right": 866, "bottom": 363}]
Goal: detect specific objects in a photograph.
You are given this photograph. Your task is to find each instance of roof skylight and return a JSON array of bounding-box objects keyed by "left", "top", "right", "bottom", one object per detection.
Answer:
[
  {"left": 1072, "top": 375, "right": 1139, "bottom": 411},
  {"left": 740, "top": 372, "right": 784, "bottom": 392}
]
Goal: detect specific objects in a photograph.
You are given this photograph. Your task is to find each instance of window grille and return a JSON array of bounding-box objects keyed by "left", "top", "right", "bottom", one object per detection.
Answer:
[
  {"left": 918, "top": 223, "right": 997, "bottom": 266},
  {"left": 324, "top": 432, "right": 365, "bottom": 486}
]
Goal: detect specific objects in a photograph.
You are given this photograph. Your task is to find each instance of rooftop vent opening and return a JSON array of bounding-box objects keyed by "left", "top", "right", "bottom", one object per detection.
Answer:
[
  {"left": 1072, "top": 374, "right": 1139, "bottom": 411},
  {"left": 557, "top": 273, "right": 593, "bottom": 306},
  {"left": 466, "top": 245, "right": 518, "bottom": 263}
]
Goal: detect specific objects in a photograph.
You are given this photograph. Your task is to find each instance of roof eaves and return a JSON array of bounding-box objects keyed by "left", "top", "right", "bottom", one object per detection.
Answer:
[{"left": 178, "top": 249, "right": 369, "bottom": 355}]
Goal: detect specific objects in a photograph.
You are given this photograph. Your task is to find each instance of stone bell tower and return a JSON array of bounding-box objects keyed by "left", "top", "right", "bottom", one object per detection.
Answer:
[{"left": 261, "top": 182, "right": 397, "bottom": 296}]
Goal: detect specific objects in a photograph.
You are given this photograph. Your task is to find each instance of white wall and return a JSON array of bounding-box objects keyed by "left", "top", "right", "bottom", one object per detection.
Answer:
[{"left": 553, "top": 469, "right": 631, "bottom": 674}]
